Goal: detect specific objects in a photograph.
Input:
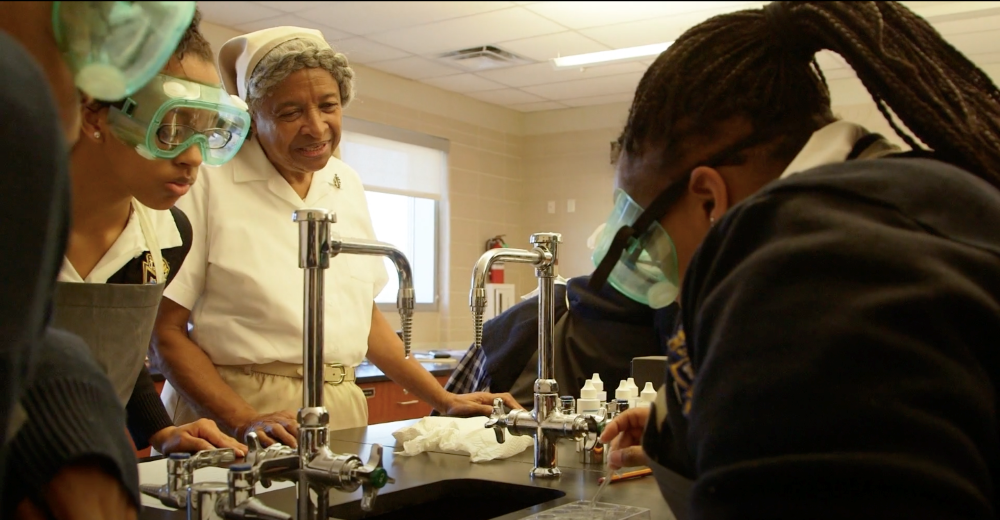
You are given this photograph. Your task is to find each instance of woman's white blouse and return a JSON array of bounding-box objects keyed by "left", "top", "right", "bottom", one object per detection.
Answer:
[{"left": 165, "top": 137, "right": 389, "bottom": 366}]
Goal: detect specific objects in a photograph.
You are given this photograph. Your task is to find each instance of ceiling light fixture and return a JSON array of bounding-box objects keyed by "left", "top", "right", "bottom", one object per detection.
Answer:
[{"left": 551, "top": 42, "right": 673, "bottom": 69}]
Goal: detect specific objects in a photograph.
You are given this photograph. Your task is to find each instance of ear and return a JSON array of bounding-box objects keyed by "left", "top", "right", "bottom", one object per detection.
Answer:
[
  {"left": 688, "top": 166, "right": 730, "bottom": 223},
  {"left": 79, "top": 103, "right": 109, "bottom": 143}
]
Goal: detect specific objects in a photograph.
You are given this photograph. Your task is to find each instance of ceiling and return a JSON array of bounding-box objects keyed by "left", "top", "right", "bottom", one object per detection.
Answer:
[{"left": 197, "top": 1, "right": 1000, "bottom": 112}]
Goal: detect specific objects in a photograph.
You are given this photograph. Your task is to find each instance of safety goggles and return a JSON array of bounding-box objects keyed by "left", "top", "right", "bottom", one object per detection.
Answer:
[
  {"left": 106, "top": 74, "right": 251, "bottom": 166},
  {"left": 590, "top": 127, "right": 793, "bottom": 308},
  {"left": 52, "top": 1, "right": 196, "bottom": 101},
  {"left": 590, "top": 189, "right": 681, "bottom": 309}
]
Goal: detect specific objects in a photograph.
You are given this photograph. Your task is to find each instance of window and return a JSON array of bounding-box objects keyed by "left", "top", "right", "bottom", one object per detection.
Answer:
[{"left": 339, "top": 117, "right": 447, "bottom": 310}]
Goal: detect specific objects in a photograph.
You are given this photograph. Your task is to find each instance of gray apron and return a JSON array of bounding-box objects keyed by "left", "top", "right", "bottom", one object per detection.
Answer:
[{"left": 51, "top": 201, "right": 166, "bottom": 405}]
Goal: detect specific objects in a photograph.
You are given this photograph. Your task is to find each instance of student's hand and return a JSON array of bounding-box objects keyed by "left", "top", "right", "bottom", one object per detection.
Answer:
[
  {"left": 15, "top": 460, "right": 137, "bottom": 520},
  {"left": 151, "top": 418, "right": 248, "bottom": 457},
  {"left": 236, "top": 410, "right": 299, "bottom": 448},
  {"left": 442, "top": 391, "right": 523, "bottom": 417},
  {"left": 600, "top": 407, "right": 651, "bottom": 470}
]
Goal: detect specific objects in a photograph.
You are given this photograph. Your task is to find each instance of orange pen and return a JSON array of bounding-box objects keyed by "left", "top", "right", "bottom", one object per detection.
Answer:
[{"left": 597, "top": 467, "right": 653, "bottom": 484}]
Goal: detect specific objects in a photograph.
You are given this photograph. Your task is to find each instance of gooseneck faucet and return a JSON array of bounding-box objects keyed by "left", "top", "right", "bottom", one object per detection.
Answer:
[
  {"left": 143, "top": 207, "right": 414, "bottom": 519},
  {"left": 476, "top": 233, "right": 605, "bottom": 478}
]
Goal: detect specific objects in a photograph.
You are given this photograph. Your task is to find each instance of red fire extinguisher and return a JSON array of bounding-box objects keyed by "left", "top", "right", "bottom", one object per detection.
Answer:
[{"left": 485, "top": 235, "right": 507, "bottom": 283}]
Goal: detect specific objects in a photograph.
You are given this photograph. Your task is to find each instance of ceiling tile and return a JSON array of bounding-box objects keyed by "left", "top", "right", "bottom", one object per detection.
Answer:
[
  {"left": 967, "top": 51, "right": 1000, "bottom": 65},
  {"left": 334, "top": 38, "right": 411, "bottom": 64},
  {"left": 561, "top": 92, "right": 635, "bottom": 108},
  {"left": 945, "top": 30, "right": 1000, "bottom": 55},
  {"left": 521, "top": 72, "right": 644, "bottom": 100},
  {"left": 580, "top": 2, "right": 765, "bottom": 48},
  {"left": 421, "top": 74, "right": 509, "bottom": 93},
  {"left": 366, "top": 56, "right": 462, "bottom": 80},
  {"left": 235, "top": 14, "right": 354, "bottom": 41},
  {"left": 367, "top": 7, "right": 567, "bottom": 56},
  {"left": 465, "top": 88, "right": 547, "bottom": 106},
  {"left": 477, "top": 61, "right": 646, "bottom": 88},
  {"left": 495, "top": 31, "right": 610, "bottom": 62},
  {"left": 296, "top": 2, "right": 514, "bottom": 36},
  {"left": 251, "top": 1, "right": 317, "bottom": 12},
  {"left": 509, "top": 100, "right": 570, "bottom": 112},
  {"left": 903, "top": 1, "right": 1000, "bottom": 20},
  {"left": 524, "top": 1, "right": 758, "bottom": 30},
  {"left": 933, "top": 13, "right": 1000, "bottom": 35},
  {"left": 197, "top": 1, "right": 284, "bottom": 26}
]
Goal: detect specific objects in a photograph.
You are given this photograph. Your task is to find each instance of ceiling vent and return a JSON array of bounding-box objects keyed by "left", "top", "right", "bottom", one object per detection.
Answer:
[{"left": 438, "top": 45, "right": 534, "bottom": 71}]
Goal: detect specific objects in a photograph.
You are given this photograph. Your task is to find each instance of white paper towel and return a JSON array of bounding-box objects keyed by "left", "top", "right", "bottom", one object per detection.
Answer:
[{"left": 392, "top": 416, "right": 533, "bottom": 462}]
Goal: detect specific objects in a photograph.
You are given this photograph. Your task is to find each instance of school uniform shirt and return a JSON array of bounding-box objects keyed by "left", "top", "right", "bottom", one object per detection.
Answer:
[
  {"left": 642, "top": 121, "right": 1000, "bottom": 519},
  {"left": 164, "top": 136, "right": 389, "bottom": 367},
  {"left": 56, "top": 203, "right": 190, "bottom": 449}
]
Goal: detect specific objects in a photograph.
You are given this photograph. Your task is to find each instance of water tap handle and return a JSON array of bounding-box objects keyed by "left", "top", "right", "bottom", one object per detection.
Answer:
[
  {"left": 223, "top": 497, "right": 292, "bottom": 520},
  {"left": 245, "top": 431, "right": 263, "bottom": 454},
  {"left": 356, "top": 444, "right": 395, "bottom": 512},
  {"left": 484, "top": 398, "right": 507, "bottom": 444},
  {"left": 189, "top": 448, "right": 237, "bottom": 470}
]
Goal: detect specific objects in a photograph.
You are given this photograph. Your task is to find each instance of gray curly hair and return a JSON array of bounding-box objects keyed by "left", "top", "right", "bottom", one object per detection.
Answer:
[{"left": 245, "top": 38, "right": 355, "bottom": 115}]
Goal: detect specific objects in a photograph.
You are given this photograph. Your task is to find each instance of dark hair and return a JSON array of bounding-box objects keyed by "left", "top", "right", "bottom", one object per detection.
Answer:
[
  {"left": 619, "top": 1, "right": 1000, "bottom": 189},
  {"left": 173, "top": 7, "right": 214, "bottom": 64}
]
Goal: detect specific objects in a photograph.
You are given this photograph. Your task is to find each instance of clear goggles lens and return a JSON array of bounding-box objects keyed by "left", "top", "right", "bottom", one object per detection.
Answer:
[
  {"left": 591, "top": 189, "right": 680, "bottom": 309},
  {"left": 107, "top": 74, "right": 251, "bottom": 166},
  {"left": 52, "top": 1, "right": 196, "bottom": 101}
]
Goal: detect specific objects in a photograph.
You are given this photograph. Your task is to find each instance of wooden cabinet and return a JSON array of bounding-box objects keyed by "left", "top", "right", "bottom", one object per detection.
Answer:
[{"left": 359, "top": 375, "right": 449, "bottom": 425}]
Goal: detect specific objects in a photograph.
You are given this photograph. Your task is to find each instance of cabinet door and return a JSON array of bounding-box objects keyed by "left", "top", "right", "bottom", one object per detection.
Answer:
[{"left": 360, "top": 375, "right": 452, "bottom": 425}]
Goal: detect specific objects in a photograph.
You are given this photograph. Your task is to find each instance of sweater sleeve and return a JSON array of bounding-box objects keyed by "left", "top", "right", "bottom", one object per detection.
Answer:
[
  {"left": 125, "top": 365, "right": 174, "bottom": 450},
  {"left": 677, "top": 181, "right": 1000, "bottom": 519},
  {"left": 2, "top": 328, "right": 139, "bottom": 514},
  {"left": 0, "top": 31, "right": 72, "bottom": 475}
]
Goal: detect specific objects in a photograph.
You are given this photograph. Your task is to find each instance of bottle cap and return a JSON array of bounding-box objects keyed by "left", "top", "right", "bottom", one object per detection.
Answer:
[
  {"left": 641, "top": 382, "right": 656, "bottom": 402},
  {"left": 615, "top": 379, "right": 630, "bottom": 400},
  {"left": 591, "top": 373, "right": 603, "bottom": 392},
  {"left": 627, "top": 377, "right": 639, "bottom": 398},
  {"left": 580, "top": 380, "right": 597, "bottom": 399}
]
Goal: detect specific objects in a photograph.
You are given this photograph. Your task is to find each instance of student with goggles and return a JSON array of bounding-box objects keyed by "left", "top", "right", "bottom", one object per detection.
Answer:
[
  {"left": 593, "top": 1, "right": 1000, "bottom": 518},
  {"left": 0, "top": 2, "right": 199, "bottom": 518},
  {"left": 53, "top": 6, "right": 250, "bottom": 465}
]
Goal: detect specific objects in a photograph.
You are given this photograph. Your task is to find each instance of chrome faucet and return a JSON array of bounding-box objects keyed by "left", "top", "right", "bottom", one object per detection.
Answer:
[
  {"left": 143, "top": 207, "right": 413, "bottom": 519},
  {"left": 476, "top": 233, "right": 606, "bottom": 478}
]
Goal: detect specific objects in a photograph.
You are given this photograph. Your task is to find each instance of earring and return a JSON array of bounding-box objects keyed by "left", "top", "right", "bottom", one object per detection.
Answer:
[
  {"left": 93, "top": 131, "right": 101, "bottom": 139},
  {"left": 709, "top": 216, "right": 716, "bottom": 226}
]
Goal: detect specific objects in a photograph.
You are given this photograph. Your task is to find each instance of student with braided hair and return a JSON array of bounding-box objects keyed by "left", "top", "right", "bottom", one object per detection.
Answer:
[{"left": 593, "top": 2, "right": 1000, "bottom": 518}]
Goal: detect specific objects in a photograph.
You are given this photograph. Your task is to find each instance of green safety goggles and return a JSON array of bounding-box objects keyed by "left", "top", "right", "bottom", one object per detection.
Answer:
[
  {"left": 53, "top": 1, "right": 196, "bottom": 101},
  {"left": 591, "top": 189, "right": 680, "bottom": 309},
  {"left": 107, "top": 74, "right": 251, "bottom": 166}
]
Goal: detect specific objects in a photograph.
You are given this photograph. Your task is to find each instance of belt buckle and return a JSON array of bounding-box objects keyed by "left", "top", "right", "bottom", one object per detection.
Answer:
[{"left": 326, "top": 363, "right": 347, "bottom": 384}]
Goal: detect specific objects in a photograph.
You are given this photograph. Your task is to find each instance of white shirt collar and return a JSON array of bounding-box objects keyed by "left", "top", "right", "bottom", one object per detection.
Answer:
[
  {"left": 779, "top": 120, "right": 873, "bottom": 179},
  {"left": 59, "top": 200, "right": 183, "bottom": 283}
]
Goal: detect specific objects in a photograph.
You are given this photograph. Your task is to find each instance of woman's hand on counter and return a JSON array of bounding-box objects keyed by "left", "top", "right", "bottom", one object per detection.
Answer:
[
  {"left": 441, "top": 391, "right": 523, "bottom": 417},
  {"left": 600, "top": 407, "right": 651, "bottom": 470},
  {"left": 15, "top": 459, "right": 137, "bottom": 520},
  {"left": 151, "top": 418, "right": 249, "bottom": 457},
  {"left": 235, "top": 410, "right": 300, "bottom": 448}
]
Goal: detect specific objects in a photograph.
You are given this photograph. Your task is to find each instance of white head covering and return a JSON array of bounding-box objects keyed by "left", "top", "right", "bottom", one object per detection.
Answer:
[{"left": 218, "top": 26, "right": 331, "bottom": 100}]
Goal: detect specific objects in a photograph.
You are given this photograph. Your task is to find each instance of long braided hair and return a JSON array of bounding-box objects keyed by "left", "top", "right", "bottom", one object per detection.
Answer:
[{"left": 620, "top": 1, "right": 1000, "bottom": 189}]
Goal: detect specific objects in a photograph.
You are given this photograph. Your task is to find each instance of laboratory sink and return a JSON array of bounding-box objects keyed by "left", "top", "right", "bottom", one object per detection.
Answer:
[{"left": 327, "top": 479, "right": 565, "bottom": 520}]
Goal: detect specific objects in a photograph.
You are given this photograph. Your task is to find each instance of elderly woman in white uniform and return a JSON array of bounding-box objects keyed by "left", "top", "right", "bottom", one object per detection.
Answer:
[{"left": 154, "top": 26, "right": 518, "bottom": 447}]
